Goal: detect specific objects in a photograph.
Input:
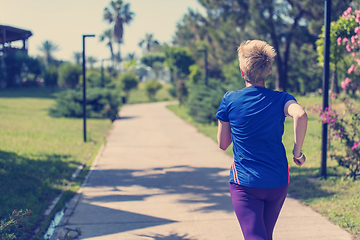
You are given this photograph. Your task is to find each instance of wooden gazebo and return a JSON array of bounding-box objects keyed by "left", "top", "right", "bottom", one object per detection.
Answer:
[{"left": 0, "top": 24, "right": 33, "bottom": 54}]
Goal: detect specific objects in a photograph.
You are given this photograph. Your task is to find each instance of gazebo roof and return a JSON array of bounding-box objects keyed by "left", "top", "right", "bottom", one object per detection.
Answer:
[{"left": 0, "top": 24, "right": 33, "bottom": 44}]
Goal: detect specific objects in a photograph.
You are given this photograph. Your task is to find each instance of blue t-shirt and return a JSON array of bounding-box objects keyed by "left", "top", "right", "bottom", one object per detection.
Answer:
[{"left": 216, "top": 86, "right": 296, "bottom": 189}]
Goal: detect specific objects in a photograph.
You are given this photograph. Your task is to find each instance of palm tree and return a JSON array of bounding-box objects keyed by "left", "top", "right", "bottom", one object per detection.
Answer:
[
  {"left": 87, "top": 56, "right": 98, "bottom": 69},
  {"left": 73, "top": 52, "right": 82, "bottom": 65},
  {"left": 138, "top": 33, "right": 160, "bottom": 52},
  {"left": 37, "top": 40, "right": 59, "bottom": 67},
  {"left": 103, "top": 0, "right": 134, "bottom": 61},
  {"left": 99, "top": 29, "right": 115, "bottom": 61},
  {"left": 126, "top": 52, "right": 136, "bottom": 61}
]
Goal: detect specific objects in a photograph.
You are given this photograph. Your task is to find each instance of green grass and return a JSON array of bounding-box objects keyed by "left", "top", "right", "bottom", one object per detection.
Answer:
[
  {"left": 166, "top": 94, "right": 360, "bottom": 240},
  {"left": 127, "top": 82, "right": 175, "bottom": 104},
  {"left": 0, "top": 87, "right": 112, "bottom": 239}
]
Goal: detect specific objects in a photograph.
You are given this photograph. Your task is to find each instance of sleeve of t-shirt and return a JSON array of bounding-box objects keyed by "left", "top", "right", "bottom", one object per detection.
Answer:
[
  {"left": 216, "top": 93, "right": 229, "bottom": 122},
  {"left": 283, "top": 92, "right": 297, "bottom": 106}
]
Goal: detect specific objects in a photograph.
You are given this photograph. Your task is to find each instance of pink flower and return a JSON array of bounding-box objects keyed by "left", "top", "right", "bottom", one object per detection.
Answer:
[
  {"left": 352, "top": 52, "right": 356, "bottom": 57},
  {"left": 348, "top": 64, "right": 356, "bottom": 74},
  {"left": 345, "top": 77, "right": 352, "bottom": 84},
  {"left": 341, "top": 81, "right": 347, "bottom": 89},
  {"left": 343, "top": 38, "right": 348, "bottom": 43},
  {"left": 352, "top": 141, "right": 360, "bottom": 150},
  {"left": 346, "top": 44, "right": 351, "bottom": 52},
  {"left": 355, "top": 58, "right": 360, "bottom": 66},
  {"left": 347, "top": 7, "right": 352, "bottom": 14},
  {"left": 357, "top": 16, "right": 360, "bottom": 23},
  {"left": 355, "top": 26, "right": 360, "bottom": 34},
  {"left": 351, "top": 36, "right": 356, "bottom": 44},
  {"left": 337, "top": 37, "right": 342, "bottom": 45}
]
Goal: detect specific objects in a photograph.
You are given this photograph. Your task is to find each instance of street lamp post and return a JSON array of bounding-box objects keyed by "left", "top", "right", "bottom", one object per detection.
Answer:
[
  {"left": 197, "top": 49, "right": 208, "bottom": 86},
  {"left": 321, "top": 0, "right": 331, "bottom": 179},
  {"left": 101, "top": 58, "right": 111, "bottom": 87},
  {"left": 82, "top": 34, "right": 95, "bottom": 143}
]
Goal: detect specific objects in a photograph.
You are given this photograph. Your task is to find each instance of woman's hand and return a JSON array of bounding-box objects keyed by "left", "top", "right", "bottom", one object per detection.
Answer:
[{"left": 293, "top": 152, "right": 306, "bottom": 166}]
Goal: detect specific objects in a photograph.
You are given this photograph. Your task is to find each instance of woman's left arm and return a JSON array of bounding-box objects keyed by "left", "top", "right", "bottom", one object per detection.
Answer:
[{"left": 217, "top": 120, "right": 232, "bottom": 150}]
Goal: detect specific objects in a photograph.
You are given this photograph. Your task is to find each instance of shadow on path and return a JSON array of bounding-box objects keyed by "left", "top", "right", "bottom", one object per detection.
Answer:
[{"left": 87, "top": 165, "right": 233, "bottom": 213}]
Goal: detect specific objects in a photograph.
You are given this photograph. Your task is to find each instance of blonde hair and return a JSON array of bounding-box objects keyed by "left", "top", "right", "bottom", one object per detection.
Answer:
[{"left": 237, "top": 40, "right": 276, "bottom": 83}]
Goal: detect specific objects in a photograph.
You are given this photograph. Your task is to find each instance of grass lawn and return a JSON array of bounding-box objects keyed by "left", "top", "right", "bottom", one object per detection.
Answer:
[
  {"left": 0, "top": 88, "right": 112, "bottom": 239},
  {"left": 167, "top": 94, "right": 360, "bottom": 239},
  {"left": 127, "top": 82, "right": 175, "bottom": 104}
]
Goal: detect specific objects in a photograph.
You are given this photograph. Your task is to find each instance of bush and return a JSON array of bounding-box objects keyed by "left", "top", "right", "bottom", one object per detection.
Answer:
[
  {"left": 87, "top": 71, "right": 116, "bottom": 89},
  {"left": 44, "top": 65, "right": 58, "bottom": 89},
  {"left": 119, "top": 72, "right": 138, "bottom": 100},
  {"left": 140, "top": 52, "right": 165, "bottom": 67},
  {"left": 0, "top": 209, "right": 32, "bottom": 240},
  {"left": 145, "top": 80, "right": 163, "bottom": 100},
  {"left": 309, "top": 95, "right": 360, "bottom": 180},
  {"left": 187, "top": 78, "right": 225, "bottom": 124},
  {"left": 58, "top": 63, "right": 81, "bottom": 89},
  {"left": 50, "top": 88, "right": 121, "bottom": 121}
]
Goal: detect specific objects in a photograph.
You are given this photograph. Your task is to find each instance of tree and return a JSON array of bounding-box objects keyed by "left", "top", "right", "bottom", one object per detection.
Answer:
[
  {"left": 99, "top": 29, "right": 115, "bottom": 61},
  {"left": 58, "top": 62, "right": 81, "bottom": 89},
  {"left": 174, "top": 0, "right": 352, "bottom": 91},
  {"left": 73, "top": 52, "right": 82, "bottom": 65},
  {"left": 103, "top": 0, "right": 134, "bottom": 61},
  {"left": 145, "top": 80, "right": 163, "bottom": 100},
  {"left": 118, "top": 71, "right": 138, "bottom": 100},
  {"left": 164, "top": 46, "right": 194, "bottom": 81},
  {"left": 140, "top": 52, "right": 165, "bottom": 68},
  {"left": 138, "top": 33, "right": 160, "bottom": 52},
  {"left": 44, "top": 65, "right": 58, "bottom": 91},
  {"left": 37, "top": 40, "right": 59, "bottom": 67},
  {"left": 3, "top": 52, "right": 43, "bottom": 87},
  {"left": 87, "top": 56, "right": 98, "bottom": 69}
]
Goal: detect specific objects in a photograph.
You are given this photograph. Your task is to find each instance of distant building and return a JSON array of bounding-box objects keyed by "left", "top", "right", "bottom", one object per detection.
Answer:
[{"left": 0, "top": 24, "right": 33, "bottom": 55}]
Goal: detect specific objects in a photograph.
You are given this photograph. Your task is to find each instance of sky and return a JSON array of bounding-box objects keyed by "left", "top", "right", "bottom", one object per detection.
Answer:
[{"left": 0, "top": 0, "right": 205, "bottom": 66}]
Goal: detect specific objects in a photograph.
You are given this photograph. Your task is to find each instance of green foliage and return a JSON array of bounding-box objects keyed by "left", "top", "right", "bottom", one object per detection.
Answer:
[
  {"left": 145, "top": 80, "right": 163, "bottom": 100},
  {"left": 221, "top": 60, "right": 245, "bottom": 91},
  {"left": 309, "top": 96, "right": 360, "bottom": 180},
  {"left": 44, "top": 65, "right": 59, "bottom": 89},
  {"left": 2, "top": 52, "right": 43, "bottom": 87},
  {"left": 316, "top": 14, "right": 358, "bottom": 67},
  {"left": 188, "top": 64, "right": 203, "bottom": 84},
  {"left": 119, "top": 71, "right": 139, "bottom": 99},
  {"left": 0, "top": 209, "right": 32, "bottom": 240},
  {"left": 87, "top": 70, "right": 116, "bottom": 89},
  {"left": 126, "top": 82, "right": 175, "bottom": 104},
  {"left": 164, "top": 46, "right": 195, "bottom": 79},
  {"left": 50, "top": 88, "right": 121, "bottom": 121},
  {"left": 58, "top": 63, "right": 81, "bottom": 89},
  {"left": 140, "top": 52, "right": 165, "bottom": 67},
  {"left": 288, "top": 43, "right": 323, "bottom": 93},
  {"left": 187, "top": 78, "right": 225, "bottom": 124}
]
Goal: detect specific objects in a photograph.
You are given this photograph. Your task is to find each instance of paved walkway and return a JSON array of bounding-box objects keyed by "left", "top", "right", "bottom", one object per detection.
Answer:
[{"left": 51, "top": 102, "right": 352, "bottom": 240}]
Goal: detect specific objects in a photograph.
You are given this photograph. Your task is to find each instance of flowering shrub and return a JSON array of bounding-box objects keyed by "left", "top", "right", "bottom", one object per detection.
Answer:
[
  {"left": 308, "top": 96, "right": 360, "bottom": 180},
  {"left": 336, "top": 7, "right": 360, "bottom": 93}
]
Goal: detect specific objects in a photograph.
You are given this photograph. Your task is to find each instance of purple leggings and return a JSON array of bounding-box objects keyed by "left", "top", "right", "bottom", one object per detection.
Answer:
[{"left": 229, "top": 183, "right": 288, "bottom": 240}]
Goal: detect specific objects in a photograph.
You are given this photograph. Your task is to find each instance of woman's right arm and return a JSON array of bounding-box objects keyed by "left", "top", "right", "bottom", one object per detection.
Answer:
[{"left": 284, "top": 100, "right": 308, "bottom": 166}]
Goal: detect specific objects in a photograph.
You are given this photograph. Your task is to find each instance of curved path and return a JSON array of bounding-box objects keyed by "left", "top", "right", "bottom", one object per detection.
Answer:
[{"left": 51, "top": 102, "right": 352, "bottom": 240}]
